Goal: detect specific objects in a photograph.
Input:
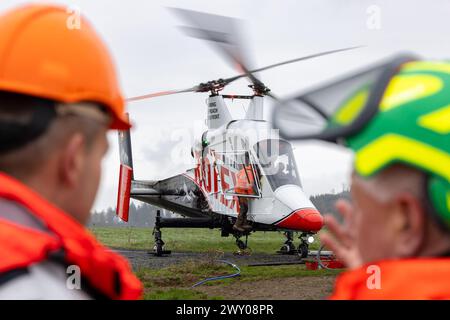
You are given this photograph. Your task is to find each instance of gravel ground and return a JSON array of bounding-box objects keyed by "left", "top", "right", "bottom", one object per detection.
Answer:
[{"left": 114, "top": 249, "right": 305, "bottom": 270}]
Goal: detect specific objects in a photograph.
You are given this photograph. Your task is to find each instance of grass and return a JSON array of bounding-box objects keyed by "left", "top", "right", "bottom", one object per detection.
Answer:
[
  {"left": 90, "top": 227, "right": 338, "bottom": 300},
  {"left": 144, "top": 289, "right": 212, "bottom": 300},
  {"left": 136, "top": 259, "right": 229, "bottom": 300},
  {"left": 137, "top": 260, "right": 341, "bottom": 287},
  {"left": 90, "top": 227, "right": 321, "bottom": 253},
  {"left": 135, "top": 259, "right": 342, "bottom": 300}
]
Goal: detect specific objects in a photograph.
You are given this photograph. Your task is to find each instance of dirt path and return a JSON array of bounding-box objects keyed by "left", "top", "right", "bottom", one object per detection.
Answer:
[{"left": 197, "top": 276, "right": 336, "bottom": 300}]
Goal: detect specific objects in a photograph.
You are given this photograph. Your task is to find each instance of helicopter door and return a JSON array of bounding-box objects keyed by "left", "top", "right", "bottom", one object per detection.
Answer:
[{"left": 215, "top": 151, "right": 261, "bottom": 198}]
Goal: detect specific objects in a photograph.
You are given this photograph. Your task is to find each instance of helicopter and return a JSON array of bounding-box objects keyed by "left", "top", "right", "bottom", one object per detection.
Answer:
[{"left": 116, "top": 8, "right": 359, "bottom": 256}]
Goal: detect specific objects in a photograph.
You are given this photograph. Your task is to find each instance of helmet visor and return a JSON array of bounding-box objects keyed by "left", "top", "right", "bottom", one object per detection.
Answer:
[{"left": 272, "top": 55, "right": 418, "bottom": 142}]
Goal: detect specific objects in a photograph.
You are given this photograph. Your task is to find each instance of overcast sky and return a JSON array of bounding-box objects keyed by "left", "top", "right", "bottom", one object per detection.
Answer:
[{"left": 2, "top": 0, "right": 450, "bottom": 211}]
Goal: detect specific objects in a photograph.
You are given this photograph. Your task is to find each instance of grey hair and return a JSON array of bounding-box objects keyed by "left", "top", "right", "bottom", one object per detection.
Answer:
[{"left": 358, "top": 164, "right": 427, "bottom": 204}]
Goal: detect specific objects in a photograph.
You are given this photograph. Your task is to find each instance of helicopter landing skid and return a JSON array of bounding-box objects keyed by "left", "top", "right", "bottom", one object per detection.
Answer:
[
  {"left": 151, "top": 216, "right": 172, "bottom": 257},
  {"left": 277, "top": 231, "right": 309, "bottom": 258}
]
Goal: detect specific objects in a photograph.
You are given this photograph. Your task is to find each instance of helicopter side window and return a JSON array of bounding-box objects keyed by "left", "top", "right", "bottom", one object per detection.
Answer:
[
  {"left": 254, "top": 139, "right": 302, "bottom": 190},
  {"left": 233, "top": 153, "right": 260, "bottom": 197},
  {"left": 215, "top": 151, "right": 261, "bottom": 198}
]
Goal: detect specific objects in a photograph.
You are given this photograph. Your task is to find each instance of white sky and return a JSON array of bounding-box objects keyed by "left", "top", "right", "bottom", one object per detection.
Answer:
[{"left": 2, "top": 0, "right": 450, "bottom": 210}]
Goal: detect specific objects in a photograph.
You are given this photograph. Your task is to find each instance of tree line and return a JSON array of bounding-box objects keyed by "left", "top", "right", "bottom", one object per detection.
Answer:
[{"left": 89, "top": 202, "right": 171, "bottom": 228}]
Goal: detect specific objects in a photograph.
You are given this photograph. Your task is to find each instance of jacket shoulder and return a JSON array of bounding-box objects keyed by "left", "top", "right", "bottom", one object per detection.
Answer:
[
  {"left": 0, "top": 261, "right": 92, "bottom": 300},
  {"left": 0, "top": 219, "right": 61, "bottom": 274}
]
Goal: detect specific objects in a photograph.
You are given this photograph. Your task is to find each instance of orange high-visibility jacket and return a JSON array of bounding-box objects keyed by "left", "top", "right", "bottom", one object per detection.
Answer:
[
  {"left": 0, "top": 173, "right": 142, "bottom": 299},
  {"left": 330, "top": 258, "right": 450, "bottom": 300},
  {"left": 235, "top": 165, "right": 255, "bottom": 195}
]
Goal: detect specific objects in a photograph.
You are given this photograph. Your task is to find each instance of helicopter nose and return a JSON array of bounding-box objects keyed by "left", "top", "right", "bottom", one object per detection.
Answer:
[{"left": 276, "top": 208, "right": 324, "bottom": 232}]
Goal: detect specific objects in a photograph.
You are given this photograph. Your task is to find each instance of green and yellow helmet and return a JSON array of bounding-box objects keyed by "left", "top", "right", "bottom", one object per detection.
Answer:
[{"left": 273, "top": 54, "right": 450, "bottom": 229}]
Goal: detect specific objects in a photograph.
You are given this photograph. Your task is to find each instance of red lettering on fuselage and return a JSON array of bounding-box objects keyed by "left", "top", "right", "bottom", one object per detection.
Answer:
[
  {"left": 220, "top": 166, "right": 230, "bottom": 207},
  {"left": 203, "top": 157, "right": 212, "bottom": 193},
  {"left": 194, "top": 151, "right": 239, "bottom": 212}
]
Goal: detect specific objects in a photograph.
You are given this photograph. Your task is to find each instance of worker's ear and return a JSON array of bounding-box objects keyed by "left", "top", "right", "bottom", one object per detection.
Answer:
[
  {"left": 59, "top": 133, "right": 86, "bottom": 188},
  {"left": 391, "top": 192, "right": 426, "bottom": 257}
]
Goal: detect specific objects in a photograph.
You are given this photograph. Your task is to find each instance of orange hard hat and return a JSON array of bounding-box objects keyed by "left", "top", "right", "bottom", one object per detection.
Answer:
[{"left": 0, "top": 4, "right": 130, "bottom": 130}]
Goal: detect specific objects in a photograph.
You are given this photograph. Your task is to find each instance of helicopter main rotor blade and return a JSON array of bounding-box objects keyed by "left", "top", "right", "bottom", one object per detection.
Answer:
[
  {"left": 126, "top": 86, "right": 198, "bottom": 102},
  {"left": 172, "top": 8, "right": 251, "bottom": 72},
  {"left": 174, "top": 8, "right": 362, "bottom": 91},
  {"left": 250, "top": 46, "right": 363, "bottom": 74},
  {"left": 127, "top": 46, "right": 361, "bottom": 102},
  {"left": 266, "top": 91, "right": 281, "bottom": 102},
  {"left": 127, "top": 9, "right": 362, "bottom": 103},
  {"left": 221, "top": 46, "right": 363, "bottom": 85},
  {"left": 172, "top": 8, "right": 263, "bottom": 86}
]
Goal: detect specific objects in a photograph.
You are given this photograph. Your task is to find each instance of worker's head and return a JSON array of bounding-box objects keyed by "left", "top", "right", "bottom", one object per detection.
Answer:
[
  {"left": 350, "top": 164, "right": 450, "bottom": 263},
  {"left": 0, "top": 4, "right": 131, "bottom": 224},
  {"left": 343, "top": 60, "right": 450, "bottom": 262},
  {"left": 275, "top": 55, "right": 450, "bottom": 262},
  {"left": 0, "top": 92, "right": 111, "bottom": 224}
]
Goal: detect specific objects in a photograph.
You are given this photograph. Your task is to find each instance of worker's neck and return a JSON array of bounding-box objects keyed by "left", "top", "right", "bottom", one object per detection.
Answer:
[
  {"left": 417, "top": 224, "right": 450, "bottom": 258},
  {"left": 419, "top": 242, "right": 450, "bottom": 258},
  {"left": 21, "top": 173, "right": 68, "bottom": 212}
]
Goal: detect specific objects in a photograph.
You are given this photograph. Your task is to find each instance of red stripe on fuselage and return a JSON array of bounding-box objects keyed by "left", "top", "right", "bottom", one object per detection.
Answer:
[{"left": 276, "top": 208, "right": 324, "bottom": 232}]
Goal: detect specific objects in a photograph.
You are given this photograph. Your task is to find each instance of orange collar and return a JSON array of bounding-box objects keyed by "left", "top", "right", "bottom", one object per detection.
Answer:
[
  {"left": 331, "top": 258, "right": 450, "bottom": 300},
  {"left": 0, "top": 173, "right": 142, "bottom": 299}
]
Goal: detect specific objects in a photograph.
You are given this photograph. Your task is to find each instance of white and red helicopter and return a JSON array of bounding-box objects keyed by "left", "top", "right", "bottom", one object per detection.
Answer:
[{"left": 116, "top": 9, "right": 358, "bottom": 256}]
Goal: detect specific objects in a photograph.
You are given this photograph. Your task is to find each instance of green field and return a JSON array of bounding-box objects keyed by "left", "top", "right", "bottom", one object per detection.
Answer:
[
  {"left": 91, "top": 227, "right": 338, "bottom": 299},
  {"left": 90, "top": 227, "right": 321, "bottom": 253},
  {"left": 136, "top": 260, "right": 340, "bottom": 300}
]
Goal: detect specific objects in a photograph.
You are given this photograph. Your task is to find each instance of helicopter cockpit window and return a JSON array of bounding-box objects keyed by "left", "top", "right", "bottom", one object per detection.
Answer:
[
  {"left": 254, "top": 139, "right": 302, "bottom": 190},
  {"left": 215, "top": 151, "right": 261, "bottom": 197}
]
